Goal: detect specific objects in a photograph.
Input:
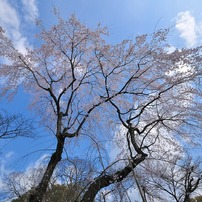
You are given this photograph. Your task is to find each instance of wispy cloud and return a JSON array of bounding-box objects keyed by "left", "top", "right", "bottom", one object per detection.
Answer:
[
  {"left": 176, "top": 11, "right": 202, "bottom": 47},
  {"left": 0, "top": 0, "right": 39, "bottom": 54},
  {"left": 0, "top": 0, "right": 29, "bottom": 54},
  {"left": 176, "top": 11, "right": 196, "bottom": 46},
  {"left": 21, "top": 0, "right": 39, "bottom": 22},
  {"left": 0, "top": 151, "right": 14, "bottom": 190},
  {"left": 0, "top": 0, "right": 20, "bottom": 35}
]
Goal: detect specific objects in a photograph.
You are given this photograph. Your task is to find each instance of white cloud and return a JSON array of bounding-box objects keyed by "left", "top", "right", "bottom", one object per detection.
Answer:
[
  {"left": 0, "top": 0, "right": 30, "bottom": 54},
  {"left": 5, "top": 151, "right": 14, "bottom": 159},
  {"left": 0, "top": 151, "right": 14, "bottom": 190},
  {"left": 0, "top": 0, "right": 39, "bottom": 54},
  {"left": 0, "top": 0, "right": 20, "bottom": 30},
  {"left": 26, "top": 154, "right": 49, "bottom": 170},
  {"left": 15, "top": 154, "right": 48, "bottom": 192},
  {"left": 176, "top": 11, "right": 202, "bottom": 47},
  {"left": 21, "top": 0, "right": 39, "bottom": 22},
  {"left": 0, "top": 154, "right": 48, "bottom": 201},
  {"left": 176, "top": 11, "right": 196, "bottom": 46}
]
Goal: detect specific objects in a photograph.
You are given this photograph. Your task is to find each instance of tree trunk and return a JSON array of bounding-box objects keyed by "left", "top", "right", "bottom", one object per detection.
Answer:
[
  {"left": 183, "top": 195, "right": 190, "bottom": 202},
  {"left": 28, "top": 136, "right": 65, "bottom": 202},
  {"left": 81, "top": 153, "right": 147, "bottom": 202}
]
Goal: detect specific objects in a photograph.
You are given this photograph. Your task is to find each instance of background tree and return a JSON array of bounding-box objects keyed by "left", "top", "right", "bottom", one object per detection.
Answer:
[
  {"left": 2, "top": 162, "right": 46, "bottom": 202},
  {"left": 0, "top": 13, "right": 202, "bottom": 202},
  {"left": 4, "top": 157, "right": 94, "bottom": 202},
  {"left": 0, "top": 110, "right": 34, "bottom": 201},
  {"left": 135, "top": 156, "right": 202, "bottom": 202},
  {"left": 0, "top": 110, "right": 33, "bottom": 140}
]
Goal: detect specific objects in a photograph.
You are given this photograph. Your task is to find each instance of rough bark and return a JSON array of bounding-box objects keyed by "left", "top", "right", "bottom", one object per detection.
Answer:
[
  {"left": 81, "top": 153, "right": 147, "bottom": 202},
  {"left": 28, "top": 136, "right": 65, "bottom": 202}
]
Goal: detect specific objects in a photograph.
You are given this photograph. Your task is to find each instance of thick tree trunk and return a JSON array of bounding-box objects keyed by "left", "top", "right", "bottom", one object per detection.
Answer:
[
  {"left": 81, "top": 153, "right": 147, "bottom": 202},
  {"left": 183, "top": 195, "right": 190, "bottom": 202},
  {"left": 28, "top": 136, "right": 65, "bottom": 202}
]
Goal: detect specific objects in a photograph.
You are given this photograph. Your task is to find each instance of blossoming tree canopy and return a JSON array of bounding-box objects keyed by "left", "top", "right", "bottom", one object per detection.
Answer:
[{"left": 0, "top": 15, "right": 202, "bottom": 202}]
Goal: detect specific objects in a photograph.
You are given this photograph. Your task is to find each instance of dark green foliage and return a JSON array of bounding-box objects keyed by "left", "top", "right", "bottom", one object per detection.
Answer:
[
  {"left": 11, "top": 184, "right": 81, "bottom": 202},
  {"left": 44, "top": 184, "right": 81, "bottom": 202},
  {"left": 190, "top": 195, "right": 202, "bottom": 202},
  {"left": 11, "top": 194, "right": 28, "bottom": 202}
]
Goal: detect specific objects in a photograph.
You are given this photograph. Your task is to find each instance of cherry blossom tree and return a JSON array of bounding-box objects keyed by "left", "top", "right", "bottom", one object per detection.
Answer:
[{"left": 0, "top": 14, "right": 202, "bottom": 202}]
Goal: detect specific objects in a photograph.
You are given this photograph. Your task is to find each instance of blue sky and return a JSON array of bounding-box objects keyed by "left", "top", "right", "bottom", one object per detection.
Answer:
[{"left": 1, "top": 0, "right": 202, "bottom": 198}]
